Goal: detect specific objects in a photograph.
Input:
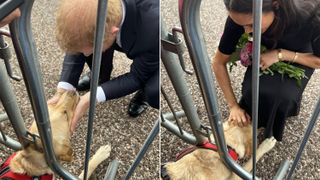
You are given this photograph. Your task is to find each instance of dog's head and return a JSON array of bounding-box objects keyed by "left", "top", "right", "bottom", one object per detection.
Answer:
[
  {"left": 9, "top": 146, "right": 53, "bottom": 176},
  {"left": 48, "top": 90, "right": 80, "bottom": 125},
  {"left": 223, "top": 121, "right": 253, "bottom": 158},
  {"left": 9, "top": 90, "right": 79, "bottom": 176}
]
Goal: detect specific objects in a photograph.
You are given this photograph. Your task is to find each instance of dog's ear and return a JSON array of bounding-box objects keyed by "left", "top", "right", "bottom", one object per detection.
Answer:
[
  {"left": 64, "top": 110, "right": 69, "bottom": 120},
  {"left": 223, "top": 121, "right": 231, "bottom": 131},
  {"left": 244, "top": 140, "right": 252, "bottom": 157},
  {"left": 9, "top": 152, "right": 27, "bottom": 174}
]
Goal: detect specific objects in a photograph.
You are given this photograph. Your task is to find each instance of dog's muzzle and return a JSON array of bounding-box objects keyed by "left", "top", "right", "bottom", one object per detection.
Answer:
[{"left": 161, "top": 164, "right": 171, "bottom": 180}]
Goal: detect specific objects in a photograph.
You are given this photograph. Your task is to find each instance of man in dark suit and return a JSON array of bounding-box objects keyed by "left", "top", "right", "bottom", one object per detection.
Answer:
[{"left": 48, "top": 0, "right": 159, "bottom": 132}]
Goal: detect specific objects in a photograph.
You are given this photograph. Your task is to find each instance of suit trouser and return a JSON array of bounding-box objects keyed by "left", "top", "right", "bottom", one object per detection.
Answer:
[
  {"left": 144, "top": 70, "right": 159, "bottom": 109},
  {"left": 85, "top": 44, "right": 159, "bottom": 109},
  {"left": 60, "top": 44, "right": 159, "bottom": 109}
]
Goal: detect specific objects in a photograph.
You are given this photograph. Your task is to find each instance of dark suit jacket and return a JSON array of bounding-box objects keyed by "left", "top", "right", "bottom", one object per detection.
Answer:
[{"left": 60, "top": 0, "right": 159, "bottom": 101}]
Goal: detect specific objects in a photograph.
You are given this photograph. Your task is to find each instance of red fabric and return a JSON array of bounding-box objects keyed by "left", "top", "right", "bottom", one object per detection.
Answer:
[
  {"left": 0, "top": 153, "right": 54, "bottom": 180},
  {"left": 175, "top": 141, "right": 238, "bottom": 162},
  {"left": 175, "top": 146, "right": 197, "bottom": 161},
  {"left": 200, "top": 141, "right": 238, "bottom": 161}
]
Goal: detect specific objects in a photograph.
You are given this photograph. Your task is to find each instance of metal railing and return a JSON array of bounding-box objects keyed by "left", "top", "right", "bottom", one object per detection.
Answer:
[{"left": 161, "top": 0, "right": 320, "bottom": 179}]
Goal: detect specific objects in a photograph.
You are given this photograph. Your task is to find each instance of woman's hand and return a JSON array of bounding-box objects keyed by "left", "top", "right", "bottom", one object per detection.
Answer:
[
  {"left": 70, "top": 92, "right": 90, "bottom": 133},
  {"left": 228, "top": 104, "right": 251, "bottom": 127},
  {"left": 260, "top": 50, "right": 278, "bottom": 70}
]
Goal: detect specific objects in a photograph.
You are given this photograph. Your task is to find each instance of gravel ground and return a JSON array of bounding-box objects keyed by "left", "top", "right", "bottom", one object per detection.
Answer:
[
  {"left": 0, "top": 0, "right": 159, "bottom": 179},
  {"left": 161, "top": 0, "right": 320, "bottom": 179}
]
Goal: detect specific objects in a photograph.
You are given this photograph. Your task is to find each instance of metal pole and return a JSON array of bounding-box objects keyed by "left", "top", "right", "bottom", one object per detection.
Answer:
[
  {"left": 83, "top": 0, "right": 108, "bottom": 179},
  {"left": 0, "top": 0, "right": 24, "bottom": 21},
  {"left": 0, "top": 133, "right": 22, "bottom": 150},
  {"left": 124, "top": 120, "right": 159, "bottom": 180},
  {"left": 179, "top": 0, "right": 253, "bottom": 178},
  {"left": 9, "top": 1, "right": 77, "bottom": 178},
  {"left": 104, "top": 160, "right": 120, "bottom": 180},
  {"left": 161, "top": 112, "right": 197, "bottom": 144},
  {"left": 161, "top": 20, "right": 207, "bottom": 145},
  {"left": 252, "top": 0, "right": 263, "bottom": 178},
  {"left": 0, "top": 61, "right": 26, "bottom": 148},
  {"left": 161, "top": 86, "right": 184, "bottom": 135},
  {"left": 286, "top": 98, "right": 320, "bottom": 179},
  {"left": 273, "top": 160, "right": 291, "bottom": 180}
]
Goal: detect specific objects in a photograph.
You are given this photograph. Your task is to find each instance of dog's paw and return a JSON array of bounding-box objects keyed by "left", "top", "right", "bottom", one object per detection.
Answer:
[
  {"left": 96, "top": 145, "right": 111, "bottom": 155},
  {"left": 59, "top": 152, "right": 73, "bottom": 162},
  {"left": 92, "top": 144, "right": 111, "bottom": 161},
  {"left": 259, "top": 136, "right": 277, "bottom": 153}
]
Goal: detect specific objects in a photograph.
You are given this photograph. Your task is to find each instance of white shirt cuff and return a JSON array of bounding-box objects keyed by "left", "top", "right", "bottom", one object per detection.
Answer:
[
  {"left": 96, "top": 86, "right": 106, "bottom": 102},
  {"left": 57, "top": 82, "right": 76, "bottom": 91}
]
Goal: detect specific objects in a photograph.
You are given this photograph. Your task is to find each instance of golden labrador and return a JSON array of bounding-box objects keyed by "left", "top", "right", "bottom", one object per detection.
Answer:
[
  {"left": 8, "top": 90, "right": 110, "bottom": 179},
  {"left": 163, "top": 122, "right": 277, "bottom": 180}
]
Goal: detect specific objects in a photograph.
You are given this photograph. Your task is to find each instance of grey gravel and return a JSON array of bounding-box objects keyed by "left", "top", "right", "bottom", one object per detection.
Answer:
[
  {"left": 161, "top": 0, "right": 320, "bottom": 180},
  {"left": 0, "top": 0, "right": 159, "bottom": 179}
]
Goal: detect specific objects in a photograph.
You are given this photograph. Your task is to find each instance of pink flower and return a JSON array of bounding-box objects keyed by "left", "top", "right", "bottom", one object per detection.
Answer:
[
  {"left": 246, "top": 42, "right": 253, "bottom": 54},
  {"left": 239, "top": 42, "right": 252, "bottom": 67}
]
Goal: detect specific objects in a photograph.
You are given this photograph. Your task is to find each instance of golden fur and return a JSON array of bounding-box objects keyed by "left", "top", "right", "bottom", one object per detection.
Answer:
[
  {"left": 9, "top": 91, "right": 111, "bottom": 179},
  {"left": 165, "top": 122, "right": 277, "bottom": 180}
]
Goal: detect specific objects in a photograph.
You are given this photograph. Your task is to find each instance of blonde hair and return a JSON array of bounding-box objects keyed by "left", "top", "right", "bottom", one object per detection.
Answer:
[{"left": 55, "top": 0, "right": 122, "bottom": 53}]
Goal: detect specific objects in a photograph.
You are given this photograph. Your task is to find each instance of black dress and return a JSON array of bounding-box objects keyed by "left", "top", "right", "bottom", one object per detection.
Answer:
[{"left": 218, "top": 15, "right": 320, "bottom": 141}]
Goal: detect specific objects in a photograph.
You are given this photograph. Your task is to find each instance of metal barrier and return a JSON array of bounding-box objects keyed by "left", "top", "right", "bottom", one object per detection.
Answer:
[{"left": 161, "top": 0, "right": 320, "bottom": 179}]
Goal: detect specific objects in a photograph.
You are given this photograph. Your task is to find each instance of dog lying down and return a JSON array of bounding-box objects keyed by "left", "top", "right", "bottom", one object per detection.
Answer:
[
  {"left": 163, "top": 122, "right": 277, "bottom": 180},
  {"left": 6, "top": 91, "right": 110, "bottom": 179}
]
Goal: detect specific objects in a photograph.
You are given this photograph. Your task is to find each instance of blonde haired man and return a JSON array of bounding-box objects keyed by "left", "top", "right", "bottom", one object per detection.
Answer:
[{"left": 49, "top": 0, "right": 159, "bottom": 132}]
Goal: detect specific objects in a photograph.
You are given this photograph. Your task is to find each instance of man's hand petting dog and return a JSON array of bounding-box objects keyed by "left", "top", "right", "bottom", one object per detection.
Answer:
[
  {"left": 48, "top": 88, "right": 91, "bottom": 133},
  {"left": 70, "top": 92, "right": 90, "bottom": 133}
]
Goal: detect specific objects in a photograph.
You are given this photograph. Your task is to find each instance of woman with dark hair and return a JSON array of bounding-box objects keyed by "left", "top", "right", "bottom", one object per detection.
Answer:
[{"left": 212, "top": 0, "right": 320, "bottom": 141}]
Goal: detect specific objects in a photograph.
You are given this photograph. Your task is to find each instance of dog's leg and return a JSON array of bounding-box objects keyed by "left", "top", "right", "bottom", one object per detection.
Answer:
[
  {"left": 56, "top": 139, "right": 74, "bottom": 162},
  {"left": 58, "top": 145, "right": 73, "bottom": 162},
  {"left": 231, "top": 137, "right": 277, "bottom": 180},
  {"left": 79, "top": 145, "right": 111, "bottom": 180}
]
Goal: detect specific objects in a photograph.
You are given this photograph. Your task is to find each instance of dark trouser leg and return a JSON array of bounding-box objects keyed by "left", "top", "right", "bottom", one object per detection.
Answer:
[
  {"left": 60, "top": 53, "right": 86, "bottom": 87},
  {"left": 144, "top": 71, "right": 159, "bottom": 109},
  {"left": 128, "top": 71, "right": 159, "bottom": 117},
  {"left": 77, "top": 48, "right": 115, "bottom": 91},
  {"left": 84, "top": 48, "right": 114, "bottom": 83},
  {"left": 239, "top": 66, "right": 313, "bottom": 141}
]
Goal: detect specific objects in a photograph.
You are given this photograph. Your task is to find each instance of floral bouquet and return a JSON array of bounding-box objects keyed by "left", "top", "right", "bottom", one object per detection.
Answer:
[{"left": 228, "top": 33, "right": 307, "bottom": 86}]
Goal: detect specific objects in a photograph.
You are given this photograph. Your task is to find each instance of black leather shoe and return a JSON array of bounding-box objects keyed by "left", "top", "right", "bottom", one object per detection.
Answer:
[
  {"left": 128, "top": 90, "right": 148, "bottom": 117},
  {"left": 76, "top": 74, "right": 91, "bottom": 91}
]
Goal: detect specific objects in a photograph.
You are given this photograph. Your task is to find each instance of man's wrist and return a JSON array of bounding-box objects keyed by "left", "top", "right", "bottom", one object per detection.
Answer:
[
  {"left": 96, "top": 86, "right": 106, "bottom": 102},
  {"left": 57, "top": 82, "right": 76, "bottom": 91}
]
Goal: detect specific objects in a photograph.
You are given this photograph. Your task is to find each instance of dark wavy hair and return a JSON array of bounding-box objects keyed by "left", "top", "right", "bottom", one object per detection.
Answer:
[{"left": 223, "top": 0, "right": 320, "bottom": 48}]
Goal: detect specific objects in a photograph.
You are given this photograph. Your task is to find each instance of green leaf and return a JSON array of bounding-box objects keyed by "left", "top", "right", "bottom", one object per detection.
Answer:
[{"left": 227, "top": 33, "right": 308, "bottom": 86}]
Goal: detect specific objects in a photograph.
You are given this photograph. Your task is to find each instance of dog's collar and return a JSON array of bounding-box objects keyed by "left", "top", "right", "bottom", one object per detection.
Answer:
[
  {"left": 176, "top": 141, "right": 238, "bottom": 161},
  {"left": 0, "top": 153, "right": 55, "bottom": 180},
  {"left": 200, "top": 141, "right": 238, "bottom": 161}
]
